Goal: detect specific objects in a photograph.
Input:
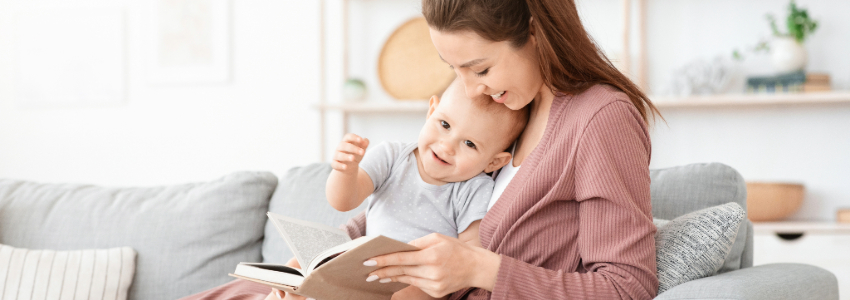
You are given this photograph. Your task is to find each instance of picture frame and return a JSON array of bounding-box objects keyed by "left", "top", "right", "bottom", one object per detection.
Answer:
[{"left": 144, "top": 0, "right": 230, "bottom": 85}]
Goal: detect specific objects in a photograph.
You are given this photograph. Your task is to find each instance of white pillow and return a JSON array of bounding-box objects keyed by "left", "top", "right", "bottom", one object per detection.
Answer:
[
  {"left": 0, "top": 244, "right": 136, "bottom": 300},
  {"left": 654, "top": 202, "right": 745, "bottom": 294}
]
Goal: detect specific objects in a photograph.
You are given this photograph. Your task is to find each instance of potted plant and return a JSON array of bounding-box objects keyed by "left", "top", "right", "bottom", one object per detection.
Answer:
[{"left": 766, "top": 0, "right": 818, "bottom": 73}]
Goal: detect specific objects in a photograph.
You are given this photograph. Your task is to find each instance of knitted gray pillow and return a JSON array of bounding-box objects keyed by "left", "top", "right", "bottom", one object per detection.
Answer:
[{"left": 653, "top": 202, "right": 745, "bottom": 294}]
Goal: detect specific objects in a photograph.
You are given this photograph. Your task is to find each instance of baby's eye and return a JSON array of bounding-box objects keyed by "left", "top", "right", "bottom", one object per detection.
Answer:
[
  {"left": 464, "top": 140, "right": 476, "bottom": 149},
  {"left": 440, "top": 120, "right": 450, "bottom": 130},
  {"left": 475, "top": 68, "right": 489, "bottom": 77}
]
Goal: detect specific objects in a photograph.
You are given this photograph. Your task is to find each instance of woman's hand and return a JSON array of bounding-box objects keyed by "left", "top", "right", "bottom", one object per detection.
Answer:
[
  {"left": 267, "top": 257, "right": 314, "bottom": 300},
  {"left": 365, "top": 233, "right": 502, "bottom": 298}
]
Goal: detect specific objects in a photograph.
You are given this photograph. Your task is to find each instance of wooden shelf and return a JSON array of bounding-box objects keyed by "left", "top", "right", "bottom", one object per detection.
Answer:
[
  {"left": 753, "top": 221, "right": 850, "bottom": 234},
  {"left": 314, "top": 91, "right": 850, "bottom": 113},
  {"left": 653, "top": 91, "right": 850, "bottom": 108},
  {"left": 314, "top": 100, "right": 429, "bottom": 113}
]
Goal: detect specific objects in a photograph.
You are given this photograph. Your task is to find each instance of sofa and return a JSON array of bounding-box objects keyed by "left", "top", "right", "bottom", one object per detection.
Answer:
[{"left": 0, "top": 163, "right": 838, "bottom": 300}]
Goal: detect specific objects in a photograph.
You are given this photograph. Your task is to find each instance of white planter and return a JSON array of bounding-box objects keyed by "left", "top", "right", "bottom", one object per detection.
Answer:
[{"left": 771, "top": 36, "right": 808, "bottom": 73}]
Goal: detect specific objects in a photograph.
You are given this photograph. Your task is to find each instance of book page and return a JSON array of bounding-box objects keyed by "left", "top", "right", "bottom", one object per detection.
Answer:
[{"left": 267, "top": 212, "right": 352, "bottom": 270}]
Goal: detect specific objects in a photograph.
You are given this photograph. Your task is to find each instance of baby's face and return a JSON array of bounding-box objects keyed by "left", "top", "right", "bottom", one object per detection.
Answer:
[{"left": 417, "top": 95, "right": 512, "bottom": 183}]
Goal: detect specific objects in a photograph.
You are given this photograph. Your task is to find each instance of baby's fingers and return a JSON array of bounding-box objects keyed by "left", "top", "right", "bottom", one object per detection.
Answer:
[
  {"left": 342, "top": 133, "right": 370, "bottom": 149},
  {"left": 330, "top": 159, "right": 351, "bottom": 172},
  {"left": 333, "top": 149, "right": 360, "bottom": 163},
  {"left": 336, "top": 141, "right": 366, "bottom": 157}
]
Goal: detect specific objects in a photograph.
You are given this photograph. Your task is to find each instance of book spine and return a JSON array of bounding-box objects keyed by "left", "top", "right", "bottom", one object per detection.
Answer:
[{"left": 746, "top": 70, "right": 806, "bottom": 86}]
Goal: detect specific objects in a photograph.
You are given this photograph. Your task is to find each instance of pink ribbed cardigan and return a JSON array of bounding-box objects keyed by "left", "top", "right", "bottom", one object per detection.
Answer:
[
  {"left": 348, "top": 84, "right": 658, "bottom": 300},
  {"left": 472, "top": 84, "right": 658, "bottom": 299}
]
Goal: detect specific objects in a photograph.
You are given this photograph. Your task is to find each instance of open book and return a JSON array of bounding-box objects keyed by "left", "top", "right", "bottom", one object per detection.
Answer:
[{"left": 230, "top": 212, "right": 419, "bottom": 300}]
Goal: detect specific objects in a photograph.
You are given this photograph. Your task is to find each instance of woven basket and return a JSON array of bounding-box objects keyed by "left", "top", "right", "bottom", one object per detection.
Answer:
[
  {"left": 377, "top": 17, "right": 455, "bottom": 100},
  {"left": 745, "top": 182, "right": 804, "bottom": 222}
]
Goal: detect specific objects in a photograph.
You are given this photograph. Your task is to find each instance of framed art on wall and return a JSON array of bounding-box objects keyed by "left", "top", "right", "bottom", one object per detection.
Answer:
[{"left": 145, "top": 0, "right": 230, "bottom": 85}]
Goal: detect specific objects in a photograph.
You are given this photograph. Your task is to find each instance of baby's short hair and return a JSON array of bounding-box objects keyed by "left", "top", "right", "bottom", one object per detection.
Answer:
[{"left": 442, "top": 78, "right": 529, "bottom": 151}]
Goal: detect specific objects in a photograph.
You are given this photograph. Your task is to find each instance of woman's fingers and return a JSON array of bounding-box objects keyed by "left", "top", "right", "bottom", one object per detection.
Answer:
[
  {"left": 368, "top": 233, "right": 445, "bottom": 266},
  {"left": 369, "top": 264, "right": 435, "bottom": 281},
  {"left": 407, "top": 233, "right": 447, "bottom": 249}
]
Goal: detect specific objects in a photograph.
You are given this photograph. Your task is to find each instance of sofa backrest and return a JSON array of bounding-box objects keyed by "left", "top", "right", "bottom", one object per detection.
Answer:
[
  {"left": 649, "top": 162, "right": 753, "bottom": 273},
  {"left": 0, "top": 172, "right": 278, "bottom": 300}
]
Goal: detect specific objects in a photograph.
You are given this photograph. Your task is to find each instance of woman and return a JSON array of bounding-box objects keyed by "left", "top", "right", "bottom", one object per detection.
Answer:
[
  {"left": 187, "top": 0, "right": 661, "bottom": 299},
  {"left": 290, "top": 0, "right": 660, "bottom": 298}
]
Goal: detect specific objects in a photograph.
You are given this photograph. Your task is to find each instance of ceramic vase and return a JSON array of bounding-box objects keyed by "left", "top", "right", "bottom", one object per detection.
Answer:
[
  {"left": 771, "top": 36, "right": 807, "bottom": 73},
  {"left": 342, "top": 78, "right": 367, "bottom": 102}
]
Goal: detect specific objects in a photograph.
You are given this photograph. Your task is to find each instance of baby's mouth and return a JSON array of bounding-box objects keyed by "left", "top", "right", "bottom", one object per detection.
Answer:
[{"left": 432, "top": 150, "right": 450, "bottom": 165}]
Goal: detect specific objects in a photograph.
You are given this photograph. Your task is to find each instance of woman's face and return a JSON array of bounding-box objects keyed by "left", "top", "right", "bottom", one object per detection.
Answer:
[{"left": 429, "top": 28, "right": 544, "bottom": 110}]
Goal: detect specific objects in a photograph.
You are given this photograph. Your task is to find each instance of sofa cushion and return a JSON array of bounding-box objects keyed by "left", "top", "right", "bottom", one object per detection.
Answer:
[
  {"left": 0, "top": 243, "right": 136, "bottom": 300},
  {"left": 654, "top": 202, "right": 745, "bottom": 294},
  {"left": 262, "top": 163, "right": 366, "bottom": 264},
  {"left": 650, "top": 163, "right": 752, "bottom": 273},
  {"left": 0, "top": 172, "right": 277, "bottom": 300}
]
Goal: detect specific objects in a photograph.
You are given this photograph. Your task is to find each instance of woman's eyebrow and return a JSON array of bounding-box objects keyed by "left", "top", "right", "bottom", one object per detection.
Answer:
[{"left": 439, "top": 56, "right": 485, "bottom": 68}]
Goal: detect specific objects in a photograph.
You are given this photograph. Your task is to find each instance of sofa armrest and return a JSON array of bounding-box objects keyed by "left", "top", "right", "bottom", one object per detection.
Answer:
[{"left": 655, "top": 263, "right": 838, "bottom": 300}]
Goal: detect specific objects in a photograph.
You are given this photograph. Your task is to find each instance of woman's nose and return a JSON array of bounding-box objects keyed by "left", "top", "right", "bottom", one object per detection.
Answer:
[{"left": 460, "top": 74, "right": 486, "bottom": 99}]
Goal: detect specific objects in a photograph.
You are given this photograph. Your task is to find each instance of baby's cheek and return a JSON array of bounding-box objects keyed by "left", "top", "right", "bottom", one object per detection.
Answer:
[{"left": 458, "top": 155, "right": 485, "bottom": 175}]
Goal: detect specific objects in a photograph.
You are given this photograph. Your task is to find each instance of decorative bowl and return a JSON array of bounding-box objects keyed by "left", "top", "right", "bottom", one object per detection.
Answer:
[{"left": 745, "top": 182, "right": 804, "bottom": 222}]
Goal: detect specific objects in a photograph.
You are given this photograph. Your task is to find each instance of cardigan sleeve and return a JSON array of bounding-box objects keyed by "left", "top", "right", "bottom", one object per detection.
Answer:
[
  {"left": 488, "top": 101, "right": 658, "bottom": 300},
  {"left": 340, "top": 210, "right": 367, "bottom": 239}
]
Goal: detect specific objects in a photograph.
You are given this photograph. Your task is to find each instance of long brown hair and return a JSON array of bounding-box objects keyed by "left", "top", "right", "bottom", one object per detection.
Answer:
[{"left": 423, "top": 0, "right": 660, "bottom": 124}]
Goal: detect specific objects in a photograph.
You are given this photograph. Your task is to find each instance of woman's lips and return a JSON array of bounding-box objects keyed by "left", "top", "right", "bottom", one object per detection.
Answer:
[
  {"left": 491, "top": 91, "right": 507, "bottom": 103},
  {"left": 432, "top": 150, "right": 450, "bottom": 165}
]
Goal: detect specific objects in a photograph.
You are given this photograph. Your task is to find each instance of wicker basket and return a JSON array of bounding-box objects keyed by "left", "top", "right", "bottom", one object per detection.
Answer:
[
  {"left": 377, "top": 17, "right": 455, "bottom": 100},
  {"left": 746, "top": 182, "right": 805, "bottom": 222}
]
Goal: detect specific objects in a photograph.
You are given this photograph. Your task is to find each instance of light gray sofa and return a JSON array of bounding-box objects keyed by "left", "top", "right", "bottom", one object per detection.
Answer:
[{"left": 0, "top": 163, "right": 838, "bottom": 300}]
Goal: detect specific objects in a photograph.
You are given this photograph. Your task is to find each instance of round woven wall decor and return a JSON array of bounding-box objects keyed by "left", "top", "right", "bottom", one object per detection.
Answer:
[{"left": 378, "top": 17, "right": 455, "bottom": 100}]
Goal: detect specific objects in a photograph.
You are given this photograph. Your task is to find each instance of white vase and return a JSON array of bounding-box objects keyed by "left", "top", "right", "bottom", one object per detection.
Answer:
[{"left": 771, "top": 36, "right": 807, "bottom": 73}]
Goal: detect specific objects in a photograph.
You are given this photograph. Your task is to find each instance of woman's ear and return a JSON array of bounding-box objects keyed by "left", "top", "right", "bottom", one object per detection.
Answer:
[
  {"left": 427, "top": 95, "right": 441, "bottom": 119},
  {"left": 483, "top": 152, "right": 512, "bottom": 173}
]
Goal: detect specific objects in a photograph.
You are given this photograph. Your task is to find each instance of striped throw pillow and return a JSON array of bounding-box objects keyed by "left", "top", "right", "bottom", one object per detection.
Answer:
[
  {"left": 653, "top": 202, "right": 745, "bottom": 295},
  {"left": 0, "top": 244, "right": 136, "bottom": 300}
]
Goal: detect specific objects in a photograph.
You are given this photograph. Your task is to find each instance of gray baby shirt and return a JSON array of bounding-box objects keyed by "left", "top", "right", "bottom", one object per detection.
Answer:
[{"left": 359, "top": 141, "right": 493, "bottom": 243}]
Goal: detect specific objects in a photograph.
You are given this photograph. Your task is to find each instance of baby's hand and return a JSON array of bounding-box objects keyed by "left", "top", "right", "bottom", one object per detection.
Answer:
[{"left": 332, "top": 133, "right": 370, "bottom": 174}]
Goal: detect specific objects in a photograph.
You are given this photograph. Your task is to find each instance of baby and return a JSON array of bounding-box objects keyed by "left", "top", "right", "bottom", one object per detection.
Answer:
[{"left": 325, "top": 78, "right": 527, "bottom": 298}]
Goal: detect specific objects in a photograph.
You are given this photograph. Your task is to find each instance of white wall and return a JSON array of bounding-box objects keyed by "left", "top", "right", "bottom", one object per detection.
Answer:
[
  {"left": 0, "top": 0, "right": 322, "bottom": 186},
  {"left": 1, "top": 0, "right": 848, "bottom": 220}
]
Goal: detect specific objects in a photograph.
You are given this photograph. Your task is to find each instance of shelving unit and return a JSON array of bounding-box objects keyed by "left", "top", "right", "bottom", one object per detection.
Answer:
[
  {"left": 315, "top": 0, "right": 848, "bottom": 159},
  {"left": 753, "top": 221, "right": 850, "bottom": 299}
]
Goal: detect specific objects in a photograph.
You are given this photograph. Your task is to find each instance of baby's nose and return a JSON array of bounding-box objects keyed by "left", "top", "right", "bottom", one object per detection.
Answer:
[{"left": 440, "top": 140, "right": 455, "bottom": 155}]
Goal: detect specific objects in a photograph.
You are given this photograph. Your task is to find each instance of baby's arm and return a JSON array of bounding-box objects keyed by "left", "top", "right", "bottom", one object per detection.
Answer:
[
  {"left": 326, "top": 133, "right": 375, "bottom": 212},
  {"left": 458, "top": 220, "right": 482, "bottom": 248}
]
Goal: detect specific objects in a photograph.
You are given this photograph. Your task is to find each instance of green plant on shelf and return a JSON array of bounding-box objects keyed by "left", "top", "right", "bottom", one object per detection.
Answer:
[{"left": 767, "top": 0, "right": 818, "bottom": 44}]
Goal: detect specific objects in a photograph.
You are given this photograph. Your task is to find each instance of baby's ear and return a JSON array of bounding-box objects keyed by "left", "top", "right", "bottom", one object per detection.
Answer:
[
  {"left": 427, "top": 95, "right": 440, "bottom": 119},
  {"left": 484, "top": 152, "right": 512, "bottom": 173}
]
